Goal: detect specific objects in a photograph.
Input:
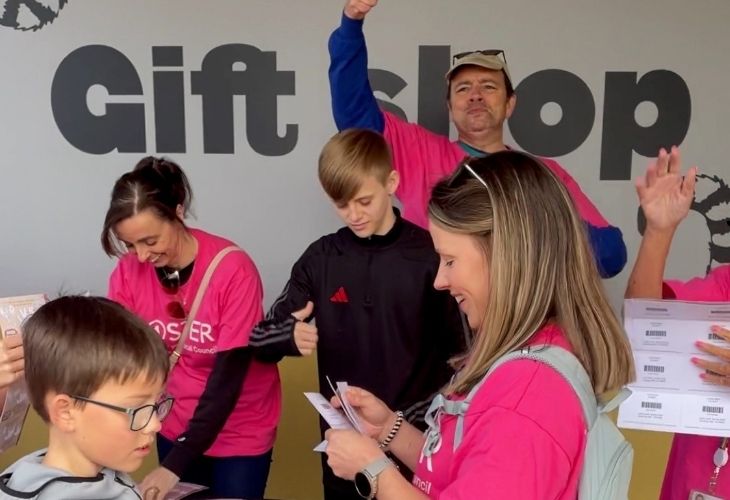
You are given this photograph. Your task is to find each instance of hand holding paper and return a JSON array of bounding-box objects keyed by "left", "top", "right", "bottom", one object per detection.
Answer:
[
  {"left": 305, "top": 379, "right": 396, "bottom": 453},
  {"left": 618, "top": 299, "right": 730, "bottom": 437}
]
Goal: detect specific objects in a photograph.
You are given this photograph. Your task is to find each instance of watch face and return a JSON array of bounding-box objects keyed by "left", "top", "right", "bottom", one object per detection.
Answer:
[{"left": 354, "top": 472, "right": 372, "bottom": 498}]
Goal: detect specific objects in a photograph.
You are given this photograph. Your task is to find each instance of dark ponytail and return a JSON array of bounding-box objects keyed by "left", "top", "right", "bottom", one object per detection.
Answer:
[{"left": 101, "top": 156, "right": 193, "bottom": 256}]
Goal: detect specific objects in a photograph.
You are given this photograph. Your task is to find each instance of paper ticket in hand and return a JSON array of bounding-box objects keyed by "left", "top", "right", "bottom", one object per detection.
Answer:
[
  {"left": 304, "top": 392, "right": 355, "bottom": 453},
  {"left": 163, "top": 482, "right": 208, "bottom": 500},
  {"left": 304, "top": 392, "right": 355, "bottom": 430},
  {"left": 336, "top": 381, "right": 364, "bottom": 433}
]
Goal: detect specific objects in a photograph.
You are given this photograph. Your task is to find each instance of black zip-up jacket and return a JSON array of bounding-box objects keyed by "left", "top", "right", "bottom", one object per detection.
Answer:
[{"left": 251, "top": 210, "right": 467, "bottom": 426}]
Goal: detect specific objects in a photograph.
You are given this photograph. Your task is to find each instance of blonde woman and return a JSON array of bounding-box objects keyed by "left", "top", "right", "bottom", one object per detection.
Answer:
[{"left": 324, "top": 151, "right": 634, "bottom": 499}]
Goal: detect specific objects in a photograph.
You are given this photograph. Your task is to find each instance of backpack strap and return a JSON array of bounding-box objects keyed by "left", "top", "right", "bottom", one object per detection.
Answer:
[
  {"left": 422, "top": 371, "right": 490, "bottom": 466},
  {"left": 423, "top": 345, "right": 627, "bottom": 463},
  {"left": 452, "top": 346, "right": 598, "bottom": 453},
  {"left": 496, "top": 345, "right": 599, "bottom": 428}
]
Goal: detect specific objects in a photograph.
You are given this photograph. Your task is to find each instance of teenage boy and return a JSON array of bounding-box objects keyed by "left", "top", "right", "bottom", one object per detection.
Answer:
[
  {"left": 252, "top": 128, "right": 465, "bottom": 500},
  {"left": 0, "top": 296, "right": 173, "bottom": 499}
]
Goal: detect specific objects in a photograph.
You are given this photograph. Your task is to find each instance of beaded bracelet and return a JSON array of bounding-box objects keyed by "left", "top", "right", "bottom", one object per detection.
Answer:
[{"left": 378, "top": 411, "right": 404, "bottom": 450}]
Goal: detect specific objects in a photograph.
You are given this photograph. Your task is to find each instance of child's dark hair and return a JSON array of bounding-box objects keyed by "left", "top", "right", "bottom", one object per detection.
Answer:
[{"left": 23, "top": 296, "right": 169, "bottom": 422}]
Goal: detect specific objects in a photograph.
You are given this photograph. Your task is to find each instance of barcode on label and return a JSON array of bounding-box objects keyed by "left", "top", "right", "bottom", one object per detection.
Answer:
[
  {"left": 643, "top": 365, "right": 665, "bottom": 373},
  {"left": 703, "top": 406, "right": 724, "bottom": 414},
  {"left": 708, "top": 333, "right": 723, "bottom": 341},
  {"left": 645, "top": 330, "right": 667, "bottom": 337},
  {"left": 641, "top": 402, "right": 662, "bottom": 409}
]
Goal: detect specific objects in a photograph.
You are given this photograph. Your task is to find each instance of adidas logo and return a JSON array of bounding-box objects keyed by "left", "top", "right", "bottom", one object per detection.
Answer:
[{"left": 329, "top": 286, "right": 349, "bottom": 303}]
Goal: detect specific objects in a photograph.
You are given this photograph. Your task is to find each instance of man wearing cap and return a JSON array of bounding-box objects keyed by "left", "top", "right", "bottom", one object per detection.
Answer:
[{"left": 328, "top": 0, "right": 627, "bottom": 278}]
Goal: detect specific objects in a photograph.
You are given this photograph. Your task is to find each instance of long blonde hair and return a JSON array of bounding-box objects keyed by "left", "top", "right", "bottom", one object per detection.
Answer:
[{"left": 428, "top": 152, "right": 634, "bottom": 397}]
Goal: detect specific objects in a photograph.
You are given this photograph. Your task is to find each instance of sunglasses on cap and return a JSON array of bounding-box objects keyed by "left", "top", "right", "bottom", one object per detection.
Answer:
[{"left": 451, "top": 49, "right": 507, "bottom": 66}]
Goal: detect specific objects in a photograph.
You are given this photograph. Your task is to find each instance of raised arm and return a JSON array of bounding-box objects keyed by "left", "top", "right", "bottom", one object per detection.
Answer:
[
  {"left": 542, "top": 157, "right": 628, "bottom": 278},
  {"left": 625, "top": 146, "right": 696, "bottom": 298},
  {"left": 328, "top": 0, "right": 385, "bottom": 132}
]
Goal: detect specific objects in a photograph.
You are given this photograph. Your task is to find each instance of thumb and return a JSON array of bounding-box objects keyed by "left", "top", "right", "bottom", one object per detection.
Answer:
[
  {"left": 344, "top": 386, "right": 370, "bottom": 406},
  {"left": 292, "top": 301, "right": 314, "bottom": 322}
]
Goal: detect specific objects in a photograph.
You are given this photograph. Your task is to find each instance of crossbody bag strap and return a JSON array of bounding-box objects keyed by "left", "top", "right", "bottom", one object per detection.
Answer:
[{"left": 169, "top": 245, "right": 241, "bottom": 371}]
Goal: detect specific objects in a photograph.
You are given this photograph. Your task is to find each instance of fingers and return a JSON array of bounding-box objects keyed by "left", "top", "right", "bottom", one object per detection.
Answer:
[
  {"left": 291, "top": 301, "right": 314, "bottom": 322},
  {"left": 699, "top": 372, "right": 730, "bottom": 387},
  {"left": 0, "top": 347, "right": 25, "bottom": 388},
  {"left": 682, "top": 165, "right": 698, "bottom": 198},
  {"left": 653, "top": 147, "right": 669, "bottom": 177},
  {"left": 344, "top": 0, "right": 378, "bottom": 20},
  {"left": 667, "top": 145, "right": 681, "bottom": 175},
  {"left": 294, "top": 322, "right": 317, "bottom": 336},
  {"left": 695, "top": 329, "right": 730, "bottom": 387},
  {"left": 693, "top": 356, "right": 730, "bottom": 375},
  {"left": 142, "top": 486, "right": 160, "bottom": 500},
  {"left": 342, "top": 387, "right": 377, "bottom": 408},
  {"left": 4, "top": 343, "right": 23, "bottom": 364},
  {"left": 294, "top": 322, "right": 318, "bottom": 356},
  {"left": 696, "top": 341, "right": 730, "bottom": 361},
  {"left": 7, "top": 359, "right": 23, "bottom": 375},
  {"left": 3, "top": 336, "right": 22, "bottom": 350},
  {"left": 297, "top": 341, "right": 317, "bottom": 356},
  {"left": 712, "top": 325, "right": 730, "bottom": 339}
]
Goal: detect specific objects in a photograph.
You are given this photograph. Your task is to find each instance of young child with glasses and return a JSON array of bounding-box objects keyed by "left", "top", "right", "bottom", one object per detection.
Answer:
[{"left": 0, "top": 295, "right": 172, "bottom": 499}]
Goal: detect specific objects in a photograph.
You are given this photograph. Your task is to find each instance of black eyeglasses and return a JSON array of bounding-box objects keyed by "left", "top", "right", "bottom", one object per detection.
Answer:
[
  {"left": 71, "top": 395, "right": 175, "bottom": 431},
  {"left": 160, "top": 269, "right": 186, "bottom": 319},
  {"left": 451, "top": 49, "right": 507, "bottom": 66}
]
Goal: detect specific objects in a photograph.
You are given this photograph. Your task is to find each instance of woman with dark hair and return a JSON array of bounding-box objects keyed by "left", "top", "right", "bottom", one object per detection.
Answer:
[
  {"left": 101, "top": 157, "right": 280, "bottom": 500},
  {"left": 323, "top": 151, "right": 634, "bottom": 499}
]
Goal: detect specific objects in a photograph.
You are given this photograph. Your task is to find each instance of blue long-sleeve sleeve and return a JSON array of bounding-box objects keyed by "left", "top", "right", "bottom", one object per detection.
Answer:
[
  {"left": 586, "top": 224, "right": 627, "bottom": 278},
  {"left": 328, "top": 13, "right": 384, "bottom": 132}
]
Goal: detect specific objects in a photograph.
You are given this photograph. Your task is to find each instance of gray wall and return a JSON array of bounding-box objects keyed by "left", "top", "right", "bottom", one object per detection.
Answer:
[{"left": 0, "top": 0, "right": 728, "bottom": 311}]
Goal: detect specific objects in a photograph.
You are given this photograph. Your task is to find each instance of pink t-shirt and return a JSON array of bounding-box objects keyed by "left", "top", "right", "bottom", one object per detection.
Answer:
[
  {"left": 382, "top": 111, "right": 610, "bottom": 230},
  {"left": 660, "top": 265, "right": 730, "bottom": 499},
  {"left": 412, "top": 325, "right": 587, "bottom": 499},
  {"left": 108, "top": 228, "right": 281, "bottom": 457}
]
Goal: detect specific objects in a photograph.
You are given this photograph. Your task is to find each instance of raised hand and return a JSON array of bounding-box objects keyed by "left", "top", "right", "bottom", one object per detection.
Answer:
[
  {"left": 343, "top": 0, "right": 378, "bottom": 20},
  {"left": 636, "top": 146, "right": 697, "bottom": 233}
]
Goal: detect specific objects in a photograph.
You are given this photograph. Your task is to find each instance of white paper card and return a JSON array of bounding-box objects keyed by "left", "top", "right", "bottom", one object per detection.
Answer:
[{"left": 618, "top": 298, "right": 730, "bottom": 437}]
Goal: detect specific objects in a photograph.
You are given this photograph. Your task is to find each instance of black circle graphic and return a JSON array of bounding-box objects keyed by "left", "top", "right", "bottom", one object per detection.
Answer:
[{"left": 0, "top": 0, "right": 67, "bottom": 32}]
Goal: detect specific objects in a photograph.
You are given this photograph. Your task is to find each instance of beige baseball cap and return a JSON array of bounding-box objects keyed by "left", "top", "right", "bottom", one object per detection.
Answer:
[{"left": 445, "top": 50, "right": 512, "bottom": 89}]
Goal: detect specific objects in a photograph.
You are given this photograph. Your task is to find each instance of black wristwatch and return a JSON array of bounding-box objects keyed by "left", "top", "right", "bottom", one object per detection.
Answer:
[{"left": 354, "top": 456, "right": 393, "bottom": 499}]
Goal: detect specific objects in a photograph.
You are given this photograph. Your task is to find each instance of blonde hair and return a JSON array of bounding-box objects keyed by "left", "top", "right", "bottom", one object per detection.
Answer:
[
  {"left": 318, "top": 128, "right": 393, "bottom": 204},
  {"left": 428, "top": 152, "right": 634, "bottom": 397}
]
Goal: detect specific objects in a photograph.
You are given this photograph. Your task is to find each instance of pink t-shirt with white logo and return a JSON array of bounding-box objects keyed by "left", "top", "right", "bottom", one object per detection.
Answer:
[
  {"left": 108, "top": 228, "right": 281, "bottom": 457},
  {"left": 412, "top": 325, "right": 587, "bottom": 499},
  {"left": 660, "top": 265, "right": 730, "bottom": 500}
]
